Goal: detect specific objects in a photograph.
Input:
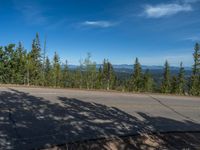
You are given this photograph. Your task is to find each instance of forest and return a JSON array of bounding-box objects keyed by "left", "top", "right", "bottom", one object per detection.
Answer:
[{"left": 0, "top": 33, "right": 199, "bottom": 96}]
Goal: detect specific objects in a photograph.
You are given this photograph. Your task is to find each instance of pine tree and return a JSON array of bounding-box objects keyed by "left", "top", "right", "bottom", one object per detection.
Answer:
[
  {"left": 61, "top": 60, "right": 69, "bottom": 88},
  {"left": 74, "top": 59, "right": 84, "bottom": 89},
  {"left": 96, "top": 66, "right": 103, "bottom": 89},
  {"left": 198, "top": 75, "right": 200, "bottom": 96},
  {"left": 143, "top": 69, "right": 153, "bottom": 92},
  {"left": 52, "top": 52, "right": 61, "bottom": 87},
  {"left": 132, "top": 57, "right": 142, "bottom": 92},
  {"left": 4, "top": 44, "right": 15, "bottom": 83},
  {"left": 0, "top": 46, "right": 4, "bottom": 83},
  {"left": 177, "top": 62, "right": 185, "bottom": 94},
  {"left": 29, "top": 33, "right": 43, "bottom": 85},
  {"left": 193, "top": 43, "right": 200, "bottom": 75},
  {"left": 14, "top": 42, "right": 27, "bottom": 84},
  {"left": 171, "top": 76, "right": 178, "bottom": 94},
  {"left": 84, "top": 53, "right": 96, "bottom": 89},
  {"left": 161, "top": 60, "right": 171, "bottom": 93},
  {"left": 75, "top": 66, "right": 82, "bottom": 89},
  {"left": 102, "top": 59, "right": 116, "bottom": 90},
  {"left": 44, "top": 57, "right": 53, "bottom": 86},
  {"left": 189, "top": 43, "right": 200, "bottom": 95},
  {"left": 42, "top": 36, "right": 47, "bottom": 86}
]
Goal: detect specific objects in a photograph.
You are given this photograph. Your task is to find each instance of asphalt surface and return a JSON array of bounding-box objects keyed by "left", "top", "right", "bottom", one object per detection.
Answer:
[{"left": 0, "top": 87, "right": 200, "bottom": 149}]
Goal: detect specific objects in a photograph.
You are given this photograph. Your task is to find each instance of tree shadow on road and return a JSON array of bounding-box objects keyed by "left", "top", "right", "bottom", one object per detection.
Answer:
[{"left": 0, "top": 88, "right": 200, "bottom": 150}]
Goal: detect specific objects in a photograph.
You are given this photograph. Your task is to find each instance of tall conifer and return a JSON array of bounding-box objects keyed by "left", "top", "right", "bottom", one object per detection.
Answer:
[{"left": 161, "top": 60, "right": 171, "bottom": 93}]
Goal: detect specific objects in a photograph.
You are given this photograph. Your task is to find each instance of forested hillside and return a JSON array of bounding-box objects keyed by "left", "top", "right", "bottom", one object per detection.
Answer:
[{"left": 0, "top": 33, "right": 199, "bottom": 95}]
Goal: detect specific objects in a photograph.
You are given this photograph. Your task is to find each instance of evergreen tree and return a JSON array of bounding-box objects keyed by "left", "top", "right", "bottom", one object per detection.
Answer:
[
  {"left": 26, "top": 53, "right": 32, "bottom": 86},
  {"left": 171, "top": 76, "right": 178, "bottom": 94},
  {"left": 61, "top": 60, "right": 69, "bottom": 87},
  {"left": 29, "top": 33, "right": 43, "bottom": 85},
  {"left": 102, "top": 59, "right": 116, "bottom": 90},
  {"left": 75, "top": 66, "right": 82, "bottom": 89},
  {"left": 192, "top": 43, "right": 200, "bottom": 75},
  {"left": 74, "top": 59, "right": 84, "bottom": 89},
  {"left": 44, "top": 57, "right": 53, "bottom": 86},
  {"left": 52, "top": 52, "right": 61, "bottom": 87},
  {"left": 177, "top": 62, "right": 185, "bottom": 94},
  {"left": 42, "top": 36, "right": 47, "bottom": 86},
  {"left": 0, "top": 46, "right": 4, "bottom": 83},
  {"left": 14, "top": 42, "right": 27, "bottom": 84},
  {"left": 132, "top": 57, "right": 142, "bottom": 92},
  {"left": 189, "top": 43, "right": 200, "bottom": 95},
  {"left": 4, "top": 44, "right": 15, "bottom": 83},
  {"left": 198, "top": 75, "right": 200, "bottom": 96},
  {"left": 161, "top": 60, "right": 171, "bottom": 93},
  {"left": 142, "top": 69, "right": 153, "bottom": 92},
  {"left": 83, "top": 53, "right": 97, "bottom": 89},
  {"left": 96, "top": 65, "right": 103, "bottom": 89}
]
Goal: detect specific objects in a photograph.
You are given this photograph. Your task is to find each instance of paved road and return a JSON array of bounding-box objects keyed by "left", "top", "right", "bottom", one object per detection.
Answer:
[{"left": 0, "top": 87, "right": 200, "bottom": 149}]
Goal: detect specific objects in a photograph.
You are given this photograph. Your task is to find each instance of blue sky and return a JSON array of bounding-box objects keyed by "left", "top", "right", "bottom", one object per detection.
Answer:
[{"left": 0, "top": 0, "right": 200, "bottom": 66}]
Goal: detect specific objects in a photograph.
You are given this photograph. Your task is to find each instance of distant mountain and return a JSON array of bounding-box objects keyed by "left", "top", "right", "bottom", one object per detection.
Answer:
[
  {"left": 112, "top": 64, "right": 191, "bottom": 71},
  {"left": 68, "top": 64, "right": 192, "bottom": 81},
  {"left": 68, "top": 64, "right": 192, "bottom": 71},
  {"left": 68, "top": 65, "right": 78, "bottom": 69}
]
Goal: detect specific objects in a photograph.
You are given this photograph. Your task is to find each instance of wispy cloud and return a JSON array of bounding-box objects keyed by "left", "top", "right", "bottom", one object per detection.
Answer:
[
  {"left": 46, "top": 19, "right": 69, "bottom": 30},
  {"left": 143, "top": 3, "right": 192, "bottom": 18},
  {"left": 81, "top": 21, "right": 117, "bottom": 28},
  {"left": 182, "top": 0, "right": 200, "bottom": 4},
  {"left": 183, "top": 36, "right": 200, "bottom": 41},
  {"left": 12, "top": 0, "right": 48, "bottom": 25}
]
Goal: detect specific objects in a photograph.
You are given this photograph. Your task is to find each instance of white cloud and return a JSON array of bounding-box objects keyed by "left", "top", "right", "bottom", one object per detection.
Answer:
[
  {"left": 81, "top": 21, "right": 116, "bottom": 28},
  {"left": 46, "top": 19, "right": 68, "bottom": 30},
  {"left": 13, "top": 0, "right": 47, "bottom": 25},
  {"left": 184, "top": 36, "right": 200, "bottom": 41},
  {"left": 144, "top": 3, "right": 192, "bottom": 18},
  {"left": 182, "top": 0, "right": 200, "bottom": 4}
]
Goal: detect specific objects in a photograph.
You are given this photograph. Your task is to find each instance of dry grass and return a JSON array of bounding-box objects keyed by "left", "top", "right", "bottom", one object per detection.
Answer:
[{"left": 42, "top": 132, "right": 200, "bottom": 150}]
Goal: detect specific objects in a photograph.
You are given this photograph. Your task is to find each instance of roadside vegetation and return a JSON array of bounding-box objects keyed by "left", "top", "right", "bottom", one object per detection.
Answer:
[{"left": 0, "top": 33, "right": 199, "bottom": 96}]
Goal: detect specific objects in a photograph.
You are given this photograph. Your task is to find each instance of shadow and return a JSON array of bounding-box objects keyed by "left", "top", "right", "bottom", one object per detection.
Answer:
[{"left": 0, "top": 88, "right": 200, "bottom": 150}]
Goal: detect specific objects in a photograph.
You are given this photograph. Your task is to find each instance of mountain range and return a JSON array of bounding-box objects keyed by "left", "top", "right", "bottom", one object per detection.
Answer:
[{"left": 68, "top": 64, "right": 192, "bottom": 71}]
